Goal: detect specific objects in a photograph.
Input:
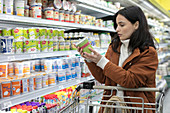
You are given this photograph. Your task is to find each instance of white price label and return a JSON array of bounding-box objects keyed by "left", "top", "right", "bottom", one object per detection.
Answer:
[
  {"left": 30, "top": 54, "right": 37, "bottom": 58},
  {"left": 3, "top": 101, "right": 12, "bottom": 108},
  {"left": 76, "top": 80, "right": 81, "bottom": 83},
  {"left": 8, "top": 56, "right": 15, "bottom": 61},
  {"left": 59, "top": 85, "right": 64, "bottom": 89}
]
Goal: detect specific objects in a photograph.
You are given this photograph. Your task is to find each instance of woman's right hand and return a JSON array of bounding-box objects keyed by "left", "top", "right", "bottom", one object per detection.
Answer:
[{"left": 74, "top": 44, "right": 85, "bottom": 58}]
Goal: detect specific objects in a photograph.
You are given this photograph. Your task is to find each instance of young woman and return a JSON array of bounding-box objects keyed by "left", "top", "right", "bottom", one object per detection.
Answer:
[{"left": 77, "top": 6, "right": 158, "bottom": 113}]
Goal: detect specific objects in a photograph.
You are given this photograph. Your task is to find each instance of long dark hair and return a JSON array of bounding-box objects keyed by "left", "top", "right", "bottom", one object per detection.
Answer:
[{"left": 111, "top": 6, "right": 156, "bottom": 53}]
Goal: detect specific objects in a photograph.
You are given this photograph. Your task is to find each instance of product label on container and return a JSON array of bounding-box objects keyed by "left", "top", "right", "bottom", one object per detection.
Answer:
[
  {"left": 54, "top": 10, "right": 59, "bottom": 21},
  {"left": 69, "top": 13, "right": 74, "bottom": 23},
  {"left": 40, "top": 40, "right": 48, "bottom": 52},
  {"left": 0, "top": 63, "right": 8, "bottom": 78},
  {"left": 47, "top": 29, "right": 53, "bottom": 39},
  {"left": 36, "top": 39, "right": 41, "bottom": 52},
  {"left": 1, "top": 82, "right": 11, "bottom": 98},
  {"left": 71, "top": 67, "right": 75, "bottom": 79},
  {"left": 35, "top": 76, "right": 42, "bottom": 89},
  {"left": 1, "top": 37, "right": 15, "bottom": 54},
  {"left": 66, "top": 70, "right": 71, "bottom": 80},
  {"left": 8, "top": 63, "right": 14, "bottom": 76},
  {"left": 45, "top": 9, "right": 53, "bottom": 20},
  {"left": 3, "top": 29, "right": 12, "bottom": 36},
  {"left": 0, "top": 0, "right": 3, "bottom": 14},
  {"left": 65, "top": 41, "right": 70, "bottom": 50},
  {"left": 14, "top": 62, "right": 24, "bottom": 76},
  {"left": 12, "top": 80, "right": 21, "bottom": 95},
  {"left": 53, "top": 40, "right": 58, "bottom": 51},
  {"left": 59, "top": 41, "right": 65, "bottom": 51},
  {"left": 29, "top": 28, "right": 36, "bottom": 39},
  {"left": 3, "top": 0, "right": 13, "bottom": 15},
  {"left": 64, "top": 12, "right": 69, "bottom": 22},
  {"left": 42, "top": 74, "right": 48, "bottom": 87},
  {"left": 58, "top": 70, "right": 66, "bottom": 82},
  {"left": 58, "top": 30, "right": 64, "bottom": 40},
  {"left": 12, "top": 28, "right": 23, "bottom": 41},
  {"left": 24, "top": 40, "right": 36, "bottom": 53},
  {"left": 59, "top": 12, "right": 64, "bottom": 22},
  {"left": 39, "top": 29, "right": 47, "bottom": 39},
  {"left": 74, "top": 15, "right": 80, "bottom": 24},
  {"left": 23, "top": 29, "right": 29, "bottom": 40},
  {"left": 21, "top": 78, "right": 28, "bottom": 93},
  {"left": 35, "top": 60, "right": 40, "bottom": 72},
  {"left": 15, "top": 41, "right": 23, "bottom": 54},
  {"left": 29, "top": 77, "right": 36, "bottom": 91}
]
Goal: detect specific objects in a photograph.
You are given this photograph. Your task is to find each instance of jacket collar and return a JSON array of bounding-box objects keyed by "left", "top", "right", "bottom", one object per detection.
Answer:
[{"left": 122, "top": 48, "right": 140, "bottom": 68}]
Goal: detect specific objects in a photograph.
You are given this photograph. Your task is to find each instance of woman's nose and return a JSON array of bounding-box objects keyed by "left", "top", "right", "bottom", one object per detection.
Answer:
[{"left": 116, "top": 27, "right": 120, "bottom": 32}]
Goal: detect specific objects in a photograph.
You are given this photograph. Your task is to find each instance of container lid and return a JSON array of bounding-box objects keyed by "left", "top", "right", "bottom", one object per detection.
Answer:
[
  {"left": 75, "top": 37, "right": 88, "bottom": 47},
  {"left": 44, "top": 7, "right": 54, "bottom": 11}
]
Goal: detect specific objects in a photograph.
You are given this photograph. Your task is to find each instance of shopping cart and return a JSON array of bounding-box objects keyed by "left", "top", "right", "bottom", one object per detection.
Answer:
[{"left": 59, "top": 81, "right": 165, "bottom": 113}]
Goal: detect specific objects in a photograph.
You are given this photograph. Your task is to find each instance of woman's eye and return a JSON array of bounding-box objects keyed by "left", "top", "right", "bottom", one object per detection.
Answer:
[{"left": 120, "top": 24, "right": 124, "bottom": 27}]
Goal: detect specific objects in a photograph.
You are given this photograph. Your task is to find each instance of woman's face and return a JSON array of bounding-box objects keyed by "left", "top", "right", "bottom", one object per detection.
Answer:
[{"left": 116, "top": 14, "right": 138, "bottom": 40}]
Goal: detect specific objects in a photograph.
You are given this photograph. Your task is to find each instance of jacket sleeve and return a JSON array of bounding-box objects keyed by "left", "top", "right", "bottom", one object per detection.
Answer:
[
  {"left": 85, "top": 47, "right": 111, "bottom": 84},
  {"left": 103, "top": 47, "right": 158, "bottom": 88}
]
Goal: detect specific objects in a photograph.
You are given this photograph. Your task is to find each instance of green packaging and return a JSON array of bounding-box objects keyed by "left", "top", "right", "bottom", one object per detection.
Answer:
[
  {"left": 53, "top": 29, "right": 58, "bottom": 40},
  {"left": 39, "top": 28, "right": 47, "bottom": 39},
  {"left": 58, "top": 29, "right": 64, "bottom": 40},
  {"left": 24, "top": 40, "right": 36, "bottom": 53},
  {"left": 15, "top": 41, "right": 23, "bottom": 54},
  {"left": 75, "top": 37, "right": 93, "bottom": 53},
  {"left": 59, "top": 40, "right": 65, "bottom": 51},
  {"left": 29, "top": 28, "right": 36, "bottom": 39},
  {"left": 3, "top": 28, "right": 12, "bottom": 36},
  {"left": 48, "top": 39, "right": 53, "bottom": 52},
  {"left": 36, "top": 39, "right": 41, "bottom": 52},
  {"left": 12, "top": 28, "right": 23, "bottom": 41},
  {"left": 53, "top": 40, "right": 58, "bottom": 51},
  {"left": 41, "top": 39, "right": 48, "bottom": 52},
  {"left": 47, "top": 28, "right": 53, "bottom": 39},
  {"left": 65, "top": 40, "right": 70, "bottom": 50},
  {"left": 0, "top": 29, "right": 2, "bottom": 36},
  {"left": 23, "top": 28, "right": 29, "bottom": 40}
]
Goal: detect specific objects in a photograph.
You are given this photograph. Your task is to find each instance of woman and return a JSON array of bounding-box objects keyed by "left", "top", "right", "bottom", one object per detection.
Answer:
[{"left": 77, "top": 6, "right": 158, "bottom": 113}]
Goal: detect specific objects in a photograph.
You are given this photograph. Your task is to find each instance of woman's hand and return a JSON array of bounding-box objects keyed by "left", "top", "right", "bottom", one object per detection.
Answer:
[{"left": 77, "top": 46, "right": 102, "bottom": 64}]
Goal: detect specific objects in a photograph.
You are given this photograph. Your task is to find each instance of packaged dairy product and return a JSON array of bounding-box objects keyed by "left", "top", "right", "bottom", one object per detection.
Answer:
[
  {"left": 0, "top": 63, "right": 8, "bottom": 78},
  {"left": 59, "top": 10, "right": 64, "bottom": 22},
  {"left": 64, "top": 11, "right": 69, "bottom": 22},
  {"left": 40, "top": 39, "right": 48, "bottom": 52},
  {"left": 23, "top": 61, "right": 30, "bottom": 75},
  {"left": 12, "top": 28, "right": 23, "bottom": 41},
  {"left": 53, "top": 40, "right": 59, "bottom": 51},
  {"left": 42, "top": 73, "right": 48, "bottom": 87},
  {"left": 15, "top": 41, "right": 23, "bottom": 54},
  {"left": 1, "top": 80, "right": 11, "bottom": 98},
  {"left": 35, "top": 74, "right": 42, "bottom": 89},
  {"left": 14, "top": 0, "right": 24, "bottom": 16},
  {"left": 39, "top": 28, "right": 47, "bottom": 40},
  {"left": 21, "top": 77, "right": 29, "bottom": 93},
  {"left": 47, "top": 28, "right": 53, "bottom": 39},
  {"left": 31, "top": 3, "right": 42, "bottom": 18},
  {"left": 0, "top": 36, "right": 15, "bottom": 54},
  {"left": 23, "top": 28, "right": 29, "bottom": 40},
  {"left": 11, "top": 79, "right": 21, "bottom": 96},
  {"left": 24, "top": 5, "right": 29, "bottom": 17},
  {"left": 54, "top": 9, "right": 59, "bottom": 21},
  {"left": 2, "top": 28, "right": 12, "bottom": 36},
  {"left": 35, "top": 60, "right": 41, "bottom": 72},
  {"left": 30, "top": 60, "right": 35, "bottom": 73},
  {"left": 3, "top": 0, "right": 14, "bottom": 15},
  {"left": 48, "top": 39, "right": 53, "bottom": 52},
  {"left": 36, "top": 39, "right": 41, "bottom": 52},
  {"left": 48, "top": 72, "right": 56, "bottom": 86},
  {"left": 14, "top": 62, "right": 24, "bottom": 77},
  {"left": 53, "top": 29, "right": 58, "bottom": 40},
  {"left": 8, "top": 62, "right": 14, "bottom": 76},
  {"left": 29, "top": 75, "right": 36, "bottom": 91},
  {"left": 24, "top": 40, "right": 36, "bottom": 53},
  {"left": 44, "top": 7, "right": 54, "bottom": 20}
]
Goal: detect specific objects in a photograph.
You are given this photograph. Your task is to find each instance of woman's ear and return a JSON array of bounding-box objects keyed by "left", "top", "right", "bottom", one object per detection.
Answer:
[{"left": 134, "top": 21, "right": 139, "bottom": 30}]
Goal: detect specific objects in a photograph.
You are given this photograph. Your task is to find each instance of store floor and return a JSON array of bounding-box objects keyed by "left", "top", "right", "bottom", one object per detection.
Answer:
[{"left": 163, "top": 88, "right": 170, "bottom": 113}]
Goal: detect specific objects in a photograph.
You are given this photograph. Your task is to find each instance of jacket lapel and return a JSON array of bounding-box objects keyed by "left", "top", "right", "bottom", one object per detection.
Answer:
[{"left": 122, "top": 48, "right": 140, "bottom": 68}]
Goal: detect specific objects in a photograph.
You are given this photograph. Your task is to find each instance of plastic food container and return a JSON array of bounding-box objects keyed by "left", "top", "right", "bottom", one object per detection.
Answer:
[
  {"left": 36, "top": 39, "right": 41, "bottom": 52},
  {"left": 29, "top": 75, "right": 36, "bottom": 91},
  {"left": 24, "top": 5, "right": 30, "bottom": 17},
  {"left": 8, "top": 62, "right": 14, "bottom": 77},
  {"left": 44, "top": 7, "right": 54, "bottom": 20},
  {"left": 39, "top": 28, "right": 47, "bottom": 40},
  {"left": 0, "top": 63, "right": 8, "bottom": 78},
  {"left": 64, "top": 11, "right": 70, "bottom": 22},
  {"left": 31, "top": 3, "right": 42, "bottom": 18},
  {"left": 1, "top": 80, "right": 11, "bottom": 98},
  {"left": 0, "top": 36, "right": 15, "bottom": 54},
  {"left": 74, "top": 11, "right": 81, "bottom": 24},
  {"left": 2, "top": 28, "right": 12, "bottom": 36},
  {"left": 42, "top": 73, "right": 48, "bottom": 87},
  {"left": 23, "top": 28, "right": 29, "bottom": 40},
  {"left": 53, "top": 40, "right": 59, "bottom": 52},
  {"left": 11, "top": 79, "right": 21, "bottom": 96},
  {"left": 47, "top": 28, "right": 53, "bottom": 39},
  {"left": 21, "top": 77, "right": 29, "bottom": 93},
  {"left": 24, "top": 39, "right": 36, "bottom": 53},
  {"left": 69, "top": 12, "right": 74, "bottom": 23},
  {"left": 30, "top": 60, "right": 35, "bottom": 73},
  {"left": 59, "top": 10, "right": 65, "bottom": 22},
  {"left": 48, "top": 39, "right": 53, "bottom": 52},
  {"left": 14, "top": 0, "right": 24, "bottom": 16},
  {"left": 35, "top": 74, "right": 43, "bottom": 90},
  {"left": 76, "top": 37, "right": 93, "bottom": 53},
  {"left": 14, "top": 62, "right": 24, "bottom": 77},
  {"left": 15, "top": 41, "right": 23, "bottom": 54},
  {"left": 0, "top": 0, "right": 3, "bottom": 14},
  {"left": 12, "top": 27, "right": 24, "bottom": 41},
  {"left": 48, "top": 72, "right": 56, "bottom": 86},
  {"left": 3, "top": 0, "right": 14, "bottom": 15},
  {"left": 40, "top": 39, "right": 48, "bottom": 52},
  {"left": 23, "top": 61, "right": 31, "bottom": 75},
  {"left": 54, "top": 9, "right": 59, "bottom": 21}
]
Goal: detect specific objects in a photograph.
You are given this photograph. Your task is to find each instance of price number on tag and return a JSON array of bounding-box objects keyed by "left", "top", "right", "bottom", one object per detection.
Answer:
[
  {"left": 3, "top": 101, "right": 12, "bottom": 109},
  {"left": 8, "top": 56, "right": 15, "bottom": 61}
]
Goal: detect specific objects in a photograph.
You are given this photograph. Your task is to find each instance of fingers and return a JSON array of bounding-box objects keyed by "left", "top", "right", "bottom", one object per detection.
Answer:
[{"left": 88, "top": 47, "right": 98, "bottom": 55}]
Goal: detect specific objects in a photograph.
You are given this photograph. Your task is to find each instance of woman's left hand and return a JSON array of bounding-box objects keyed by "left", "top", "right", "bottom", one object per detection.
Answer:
[{"left": 83, "top": 47, "right": 103, "bottom": 64}]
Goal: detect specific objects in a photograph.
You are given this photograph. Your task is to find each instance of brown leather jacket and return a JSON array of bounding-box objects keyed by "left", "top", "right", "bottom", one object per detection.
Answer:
[{"left": 85, "top": 44, "right": 158, "bottom": 113}]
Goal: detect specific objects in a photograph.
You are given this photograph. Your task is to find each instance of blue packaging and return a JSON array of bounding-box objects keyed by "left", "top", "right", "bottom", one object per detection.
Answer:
[{"left": 0, "top": 36, "right": 15, "bottom": 54}]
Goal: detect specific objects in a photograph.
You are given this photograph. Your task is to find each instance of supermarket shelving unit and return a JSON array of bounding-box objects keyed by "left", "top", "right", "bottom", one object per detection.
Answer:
[{"left": 0, "top": 0, "right": 169, "bottom": 110}]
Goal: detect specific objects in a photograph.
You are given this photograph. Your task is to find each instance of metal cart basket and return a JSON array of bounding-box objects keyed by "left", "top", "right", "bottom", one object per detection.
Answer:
[{"left": 59, "top": 81, "right": 164, "bottom": 113}]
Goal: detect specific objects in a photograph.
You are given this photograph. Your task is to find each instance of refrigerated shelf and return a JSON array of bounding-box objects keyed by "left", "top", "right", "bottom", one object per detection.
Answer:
[
  {"left": 0, "top": 14, "right": 115, "bottom": 32},
  {"left": 0, "top": 76, "right": 94, "bottom": 110}
]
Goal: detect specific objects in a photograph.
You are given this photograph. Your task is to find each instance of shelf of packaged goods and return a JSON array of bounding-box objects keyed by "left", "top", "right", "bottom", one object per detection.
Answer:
[
  {"left": 158, "top": 52, "right": 170, "bottom": 60},
  {"left": 0, "top": 48, "right": 108, "bottom": 63},
  {"left": 0, "top": 14, "right": 115, "bottom": 32},
  {"left": 158, "top": 43, "right": 170, "bottom": 48},
  {"left": 0, "top": 76, "right": 94, "bottom": 110},
  {"left": 75, "top": 0, "right": 117, "bottom": 15},
  {"left": 0, "top": 50, "right": 78, "bottom": 63}
]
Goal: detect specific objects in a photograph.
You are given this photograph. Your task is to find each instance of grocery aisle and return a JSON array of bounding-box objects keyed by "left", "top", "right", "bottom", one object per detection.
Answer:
[{"left": 163, "top": 88, "right": 170, "bottom": 113}]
